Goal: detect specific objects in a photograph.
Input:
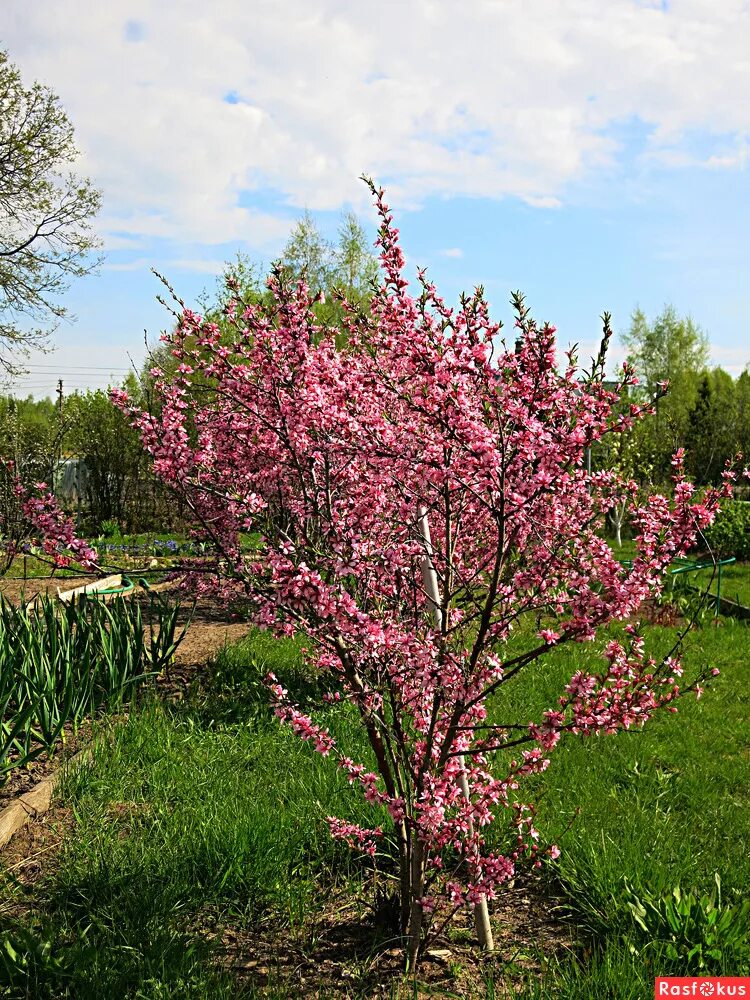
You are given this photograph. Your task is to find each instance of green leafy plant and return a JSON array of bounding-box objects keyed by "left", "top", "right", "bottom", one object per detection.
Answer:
[
  {"left": 701, "top": 500, "right": 750, "bottom": 561},
  {"left": 659, "top": 572, "right": 715, "bottom": 623},
  {"left": 98, "top": 519, "right": 123, "bottom": 542},
  {"left": 0, "top": 924, "right": 75, "bottom": 992},
  {"left": 623, "top": 874, "right": 750, "bottom": 971},
  {"left": 0, "top": 591, "right": 190, "bottom": 784}
]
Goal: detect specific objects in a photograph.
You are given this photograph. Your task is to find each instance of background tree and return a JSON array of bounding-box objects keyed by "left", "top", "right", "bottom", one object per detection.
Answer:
[
  {"left": 332, "top": 210, "right": 380, "bottom": 304},
  {"left": 279, "top": 208, "right": 378, "bottom": 326},
  {"left": 685, "top": 368, "right": 737, "bottom": 486},
  {"left": 0, "top": 49, "right": 101, "bottom": 373},
  {"left": 279, "top": 209, "right": 332, "bottom": 296},
  {"left": 0, "top": 392, "right": 67, "bottom": 569},
  {"left": 736, "top": 369, "right": 750, "bottom": 485},
  {"left": 62, "top": 378, "right": 181, "bottom": 534},
  {"left": 591, "top": 388, "right": 654, "bottom": 545},
  {"left": 621, "top": 306, "right": 709, "bottom": 483},
  {"left": 142, "top": 209, "right": 379, "bottom": 390}
]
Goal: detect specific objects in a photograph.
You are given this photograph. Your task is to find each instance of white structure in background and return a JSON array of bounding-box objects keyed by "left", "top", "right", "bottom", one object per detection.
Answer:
[{"left": 54, "top": 457, "right": 89, "bottom": 505}]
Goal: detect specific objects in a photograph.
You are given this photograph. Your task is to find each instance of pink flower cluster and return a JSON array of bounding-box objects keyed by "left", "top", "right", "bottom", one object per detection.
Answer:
[
  {"left": 19, "top": 482, "right": 98, "bottom": 569},
  {"left": 326, "top": 817, "right": 382, "bottom": 857}
]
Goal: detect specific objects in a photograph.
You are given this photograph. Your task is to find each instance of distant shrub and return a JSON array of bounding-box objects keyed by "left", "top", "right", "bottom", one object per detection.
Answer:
[{"left": 701, "top": 500, "right": 750, "bottom": 560}]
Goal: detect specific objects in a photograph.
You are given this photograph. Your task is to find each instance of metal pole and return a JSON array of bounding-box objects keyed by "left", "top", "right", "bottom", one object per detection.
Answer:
[{"left": 417, "top": 505, "right": 494, "bottom": 952}]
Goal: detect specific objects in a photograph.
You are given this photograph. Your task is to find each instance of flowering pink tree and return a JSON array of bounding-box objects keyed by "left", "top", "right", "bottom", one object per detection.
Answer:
[
  {"left": 0, "top": 468, "right": 98, "bottom": 573},
  {"left": 111, "top": 181, "right": 728, "bottom": 964}
]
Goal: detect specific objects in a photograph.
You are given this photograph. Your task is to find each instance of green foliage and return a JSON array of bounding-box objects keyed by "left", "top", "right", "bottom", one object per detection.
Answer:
[
  {"left": 279, "top": 209, "right": 378, "bottom": 328},
  {"left": 702, "top": 500, "right": 750, "bottom": 560},
  {"left": 621, "top": 305, "right": 709, "bottom": 484},
  {"left": 0, "top": 394, "right": 68, "bottom": 570},
  {"left": 622, "top": 304, "right": 709, "bottom": 395},
  {"left": 65, "top": 387, "right": 153, "bottom": 532},
  {"left": 0, "top": 923, "right": 77, "bottom": 994},
  {"left": 0, "top": 49, "right": 101, "bottom": 371},
  {"left": 737, "top": 369, "right": 750, "bottom": 464},
  {"left": 0, "top": 592, "right": 189, "bottom": 784},
  {"left": 1, "top": 618, "right": 747, "bottom": 996},
  {"left": 142, "top": 209, "right": 378, "bottom": 396},
  {"left": 615, "top": 306, "right": 749, "bottom": 491},
  {"left": 623, "top": 874, "right": 750, "bottom": 971},
  {"left": 0, "top": 631, "right": 377, "bottom": 998},
  {"left": 0, "top": 383, "right": 184, "bottom": 540},
  {"left": 98, "top": 519, "right": 123, "bottom": 542},
  {"left": 685, "top": 368, "right": 738, "bottom": 486}
]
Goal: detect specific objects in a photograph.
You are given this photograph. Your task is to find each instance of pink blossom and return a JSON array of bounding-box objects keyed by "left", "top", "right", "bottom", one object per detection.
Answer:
[{"left": 94, "top": 178, "right": 730, "bottom": 958}]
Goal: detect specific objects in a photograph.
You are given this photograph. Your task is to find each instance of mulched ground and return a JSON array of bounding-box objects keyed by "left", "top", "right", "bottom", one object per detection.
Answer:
[
  {"left": 203, "top": 876, "right": 578, "bottom": 998},
  {"left": 0, "top": 721, "right": 94, "bottom": 811},
  {"left": 0, "top": 575, "right": 92, "bottom": 606},
  {"left": 0, "top": 805, "right": 76, "bottom": 918}
]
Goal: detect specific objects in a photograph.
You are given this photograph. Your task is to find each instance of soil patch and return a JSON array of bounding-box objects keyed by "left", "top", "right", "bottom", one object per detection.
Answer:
[
  {"left": 0, "top": 576, "right": 92, "bottom": 606},
  {"left": 0, "top": 722, "right": 94, "bottom": 812},
  {"left": 205, "top": 875, "right": 577, "bottom": 998},
  {"left": 0, "top": 803, "right": 75, "bottom": 892}
]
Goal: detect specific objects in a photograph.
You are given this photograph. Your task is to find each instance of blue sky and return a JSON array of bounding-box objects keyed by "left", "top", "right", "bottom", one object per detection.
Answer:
[{"left": 3, "top": 0, "right": 750, "bottom": 398}]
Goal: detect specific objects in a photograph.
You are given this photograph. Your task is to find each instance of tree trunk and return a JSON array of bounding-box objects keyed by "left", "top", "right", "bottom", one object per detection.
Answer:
[{"left": 406, "top": 839, "right": 425, "bottom": 968}]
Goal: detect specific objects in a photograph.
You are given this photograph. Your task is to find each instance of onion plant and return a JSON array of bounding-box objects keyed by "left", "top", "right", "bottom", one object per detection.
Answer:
[{"left": 0, "top": 591, "right": 189, "bottom": 784}]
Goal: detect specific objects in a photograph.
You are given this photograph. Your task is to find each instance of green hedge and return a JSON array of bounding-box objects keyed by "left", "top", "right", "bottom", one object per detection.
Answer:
[{"left": 701, "top": 500, "right": 750, "bottom": 561}]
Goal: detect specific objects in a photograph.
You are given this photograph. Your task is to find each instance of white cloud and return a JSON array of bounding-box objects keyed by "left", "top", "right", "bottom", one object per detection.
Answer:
[
  {"left": 3, "top": 0, "right": 750, "bottom": 250},
  {"left": 165, "top": 259, "right": 228, "bottom": 275},
  {"left": 524, "top": 196, "right": 563, "bottom": 210},
  {"left": 708, "top": 343, "right": 750, "bottom": 376},
  {"left": 439, "top": 247, "right": 464, "bottom": 258}
]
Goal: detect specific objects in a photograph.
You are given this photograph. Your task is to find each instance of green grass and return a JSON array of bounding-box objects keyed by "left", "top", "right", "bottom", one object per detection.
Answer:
[
  {"left": 698, "top": 560, "right": 750, "bottom": 609},
  {"left": 486, "top": 617, "right": 750, "bottom": 994},
  {"left": 0, "top": 631, "right": 383, "bottom": 998},
  {"left": 491, "top": 619, "right": 750, "bottom": 892},
  {"left": 1, "top": 619, "right": 748, "bottom": 998},
  {"left": 607, "top": 537, "right": 749, "bottom": 595}
]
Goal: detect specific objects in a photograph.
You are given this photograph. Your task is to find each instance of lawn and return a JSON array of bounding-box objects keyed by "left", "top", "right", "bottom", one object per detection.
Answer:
[
  {"left": 610, "top": 538, "right": 750, "bottom": 611},
  {"left": 0, "top": 619, "right": 748, "bottom": 998},
  {"left": 700, "top": 560, "right": 750, "bottom": 609}
]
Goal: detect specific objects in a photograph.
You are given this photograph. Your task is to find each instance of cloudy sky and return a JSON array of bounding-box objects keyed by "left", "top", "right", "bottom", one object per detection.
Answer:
[{"left": 3, "top": 0, "right": 750, "bottom": 398}]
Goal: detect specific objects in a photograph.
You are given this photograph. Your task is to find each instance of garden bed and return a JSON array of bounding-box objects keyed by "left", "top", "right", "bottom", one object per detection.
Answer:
[{"left": 0, "top": 615, "right": 747, "bottom": 997}]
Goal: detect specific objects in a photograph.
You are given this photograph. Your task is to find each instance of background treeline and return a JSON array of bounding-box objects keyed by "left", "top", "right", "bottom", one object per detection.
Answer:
[
  {"left": 0, "top": 210, "right": 380, "bottom": 539},
  {"left": 0, "top": 378, "right": 172, "bottom": 539},
  {"left": 1, "top": 210, "right": 748, "bottom": 542},
  {"left": 610, "top": 304, "right": 750, "bottom": 489}
]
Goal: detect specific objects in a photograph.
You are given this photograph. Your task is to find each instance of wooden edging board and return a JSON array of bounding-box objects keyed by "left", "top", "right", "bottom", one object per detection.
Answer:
[
  {"left": 0, "top": 746, "right": 91, "bottom": 851},
  {"left": 57, "top": 574, "right": 126, "bottom": 603}
]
